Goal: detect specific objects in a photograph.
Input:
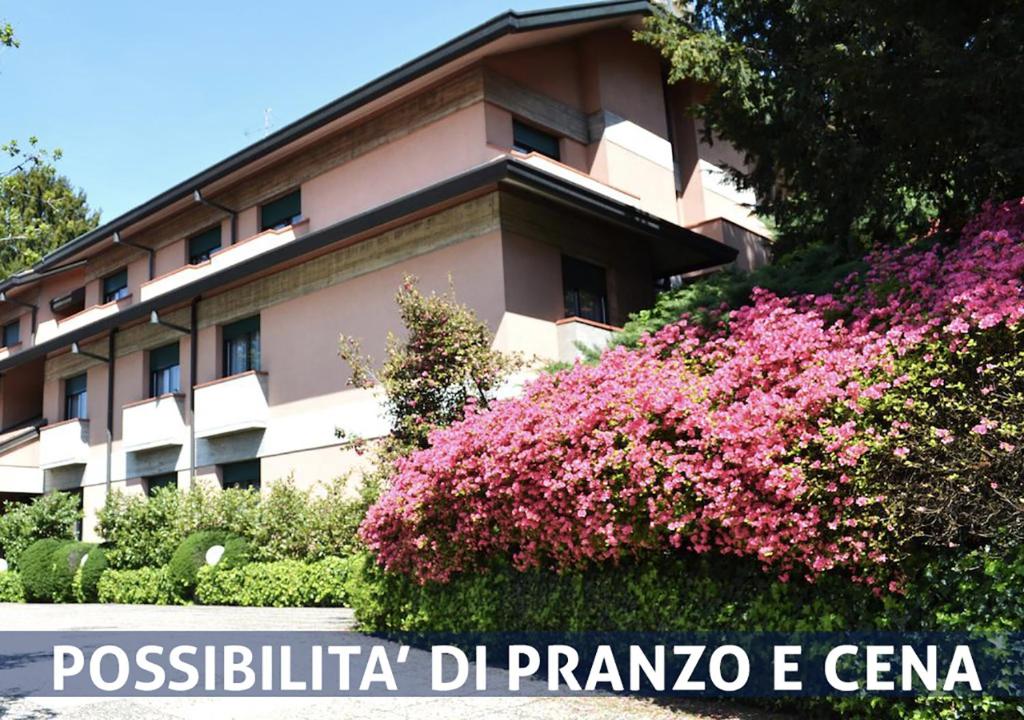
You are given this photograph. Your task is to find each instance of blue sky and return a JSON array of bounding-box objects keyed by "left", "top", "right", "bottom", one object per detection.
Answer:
[{"left": 0, "top": 0, "right": 560, "bottom": 221}]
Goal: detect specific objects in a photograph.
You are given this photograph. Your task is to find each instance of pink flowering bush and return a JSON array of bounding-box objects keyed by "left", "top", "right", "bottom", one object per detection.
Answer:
[{"left": 361, "top": 199, "right": 1024, "bottom": 586}]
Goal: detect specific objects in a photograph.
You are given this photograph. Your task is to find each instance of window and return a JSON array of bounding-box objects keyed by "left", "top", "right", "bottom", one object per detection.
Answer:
[
  {"left": 149, "top": 342, "right": 181, "bottom": 397},
  {"left": 2, "top": 319, "right": 19, "bottom": 347},
  {"left": 260, "top": 190, "right": 301, "bottom": 232},
  {"left": 103, "top": 269, "right": 129, "bottom": 304},
  {"left": 222, "top": 316, "right": 260, "bottom": 377},
  {"left": 145, "top": 473, "right": 177, "bottom": 497},
  {"left": 64, "top": 373, "right": 88, "bottom": 421},
  {"left": 562, "top": 255, "right": 608, "bottom": 324},
  {"left": 513, "top": 119, "right": 560, "bottom": 160},
  {"left": 189, "top": 226, "right": 222, "bottom": 264},
  {"left": 221, "top": 460, "right": 261, "bottom": 492}
]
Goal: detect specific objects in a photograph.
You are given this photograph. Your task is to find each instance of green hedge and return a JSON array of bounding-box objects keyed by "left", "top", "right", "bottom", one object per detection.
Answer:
[
  {"left": 167, "top": 530, "right": 250, "bottom": 601},
  {"left": 344, "top": 552, "right": 888, "bottom": 633},
  {"left": 74, "top": 546, "right": 108, "bottom": 602},
  {"left": 20, "top": 538, "right": 70, "bottom": 603},
  {"left": 195, "top": 557, "right": 350, "bottom": 607},
  {"left": 346, "top": 548, "right": 1024, "bottom": 719},
  {"left": 97, "top": 567, "right": 173, "bottom": 605},
  {"left": 0, "top": 492, "right": 80, "bottom": 569},
  {"left": 0, "top": 571, "right": 24, "bottom": 602}
]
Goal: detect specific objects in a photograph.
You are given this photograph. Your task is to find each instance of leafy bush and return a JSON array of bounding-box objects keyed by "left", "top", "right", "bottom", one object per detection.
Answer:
[
  {"left": 74, "top": 545, "right": 108, "bottom": 603},
  {"left": 0, "top": 492, "right": 80, "bottom": 569},
  {"left": 97, "top": 485, "right": 260, "bottom": 570},
  {"left": 348, "top": 547, "right": 1023, "bottom": 719},
  {"left": 0, "top": 570, "right": 23, "bottom": 602},
  {"left": 166, "top": 530, "right": 249, "bottom": 601},
  {"left": 195, "top": 557, "right": 350, "bottom": 607},
  {"left": 610, "top": 243, "right": 867, "bottom": 350},
  {"left": 49, "top": 542, "right": 92, "bottom": 603},
  {"left": 98, "top": 481, "right": 367, "bottom": 569},
  {"left": 19, "top": 538, "right": 70, "bottom": 602},
  {"left": 361, "top": 199, "right": 1024, "bottom": 586},
  {"left": 97, "top": 567, "right": 173, "bottom": 605}
]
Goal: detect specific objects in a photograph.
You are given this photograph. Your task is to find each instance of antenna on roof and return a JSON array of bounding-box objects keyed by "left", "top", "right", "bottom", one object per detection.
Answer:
[{"left": 244, "top": 108, "right": 274, "bottom": 139}]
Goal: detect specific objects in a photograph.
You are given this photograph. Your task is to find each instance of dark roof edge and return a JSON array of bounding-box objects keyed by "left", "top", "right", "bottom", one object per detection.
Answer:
[
  {"left": 21, "top": 0, "right": 653, "bottom": 280},
  {"left": 0, "top": 156, "right": 734, "bottom": 375}
]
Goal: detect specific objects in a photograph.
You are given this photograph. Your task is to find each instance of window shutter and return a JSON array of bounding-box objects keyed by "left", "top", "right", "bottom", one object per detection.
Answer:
[
  {"left": 260, "top": 190, "right": 301, "bottom": 231},
  {"left": 150, "top": 342, "right": 180, "bottom": 371}
]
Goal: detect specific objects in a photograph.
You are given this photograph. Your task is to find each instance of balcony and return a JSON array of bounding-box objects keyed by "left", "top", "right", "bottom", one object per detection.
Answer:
[
  {"left": 194, "top": 371, "right": 269, "bottom": 439},
  {"left": 139, "top": 219, "right": 309, "bottom": 303},
  {"left": 556, "top": 317, "right": 617, "bottom": 363},
  {"left": 122, "top": 393, "right": 187, "bottom": 453},
  {"left": 38, "top": 419, "right": 90, "bottom": 470}
]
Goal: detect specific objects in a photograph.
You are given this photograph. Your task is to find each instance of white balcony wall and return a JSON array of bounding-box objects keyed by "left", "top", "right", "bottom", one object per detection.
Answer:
[
  {"left": 122, "top": 394, "right": 187, "bottom": 453},
  {"left": 39, "top": 420, "right": 90, "bottom": 469},
  {"left": 194, "top": 372, "right": 269, "bottom": 438}
]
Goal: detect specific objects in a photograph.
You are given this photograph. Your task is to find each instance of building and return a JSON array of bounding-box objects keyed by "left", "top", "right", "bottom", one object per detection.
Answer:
[{"left": 0, "top": 0, "right": 769, "bottom": 540}]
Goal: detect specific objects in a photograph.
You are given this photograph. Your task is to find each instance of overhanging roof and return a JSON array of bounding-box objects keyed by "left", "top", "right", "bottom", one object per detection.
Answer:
[
  {"left": 0, "top": 156, "right": 735, "bottom": 375},
  {"left": 4, "top": 0, "right": 654, "bottom": 290}
]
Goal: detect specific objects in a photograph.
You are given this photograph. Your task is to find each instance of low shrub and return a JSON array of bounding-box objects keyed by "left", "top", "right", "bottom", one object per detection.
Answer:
[
  {"left": 49, "top": 542, "right": 93, "bottom": 603},
  {"left": 74, "top": 545, "right": 108, "bottom": 603},
  {"left": 97, "top": 480, "right": 369, "bottom": 570},
  {"left": 0, "top": 570, "right": 24, "bottom": 602},
  {"left": 20, "top": 538, "right": 70, "bottom": 603},
  {"left": 0, "top": 492, "right": 80, "bottom": 569},
  {"left": 348, "top": 547, "right": 1024, "bottom": 719},
  {"left": 97, "top": 567, "right": 173, "bottom": 605},
  {"left": 167, "top": 530, "right": 249, "bottom": 601},
  {"left": 195, "top": 557, "right": 350, "bottom": 607}
]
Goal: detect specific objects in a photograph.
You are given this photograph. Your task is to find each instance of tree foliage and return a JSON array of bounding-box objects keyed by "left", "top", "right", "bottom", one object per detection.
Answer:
[
  {"left": 338, "top": 275, "right": 520, "bottom": 456},
  {"left": 0, "top": 138, "right": 100, "bottom": 278},
  {"left": 639, "top": 1, "right": 1024, "bottom": 253}
]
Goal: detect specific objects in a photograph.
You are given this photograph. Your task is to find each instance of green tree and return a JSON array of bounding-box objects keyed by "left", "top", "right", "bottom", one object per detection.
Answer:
[
  {"left": 339, "top": 276, "right": 520, "bottom": 456},
  {"left": 0, "top": 139, "right": 100, "bottom": 278},
  {"left": 1, "top": 20, "right": 16, "bottom": 49},
  {"left": 640, "top": 1, "right": 1024, "bottom": 254}
]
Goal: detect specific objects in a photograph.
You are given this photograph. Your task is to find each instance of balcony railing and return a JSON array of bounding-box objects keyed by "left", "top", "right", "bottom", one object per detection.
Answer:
[
  {"left": 193, "top": 371, "right": 269, "bottom": 438},
  {"left": 122, "top": 393, "right": 187, "bottom": 453},
  {"left": 38, "top": 419, "right": 90, "bottom": 469}
]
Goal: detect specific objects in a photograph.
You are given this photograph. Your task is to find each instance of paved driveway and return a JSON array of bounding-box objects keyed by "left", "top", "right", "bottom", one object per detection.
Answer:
[{"left": 0, "top": 604, "right": 784, "bottom": 720}]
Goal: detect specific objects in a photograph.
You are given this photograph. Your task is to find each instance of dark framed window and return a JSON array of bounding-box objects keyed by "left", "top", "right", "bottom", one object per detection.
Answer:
[
  {"left": 221, "top": 460, "right": 261, "bottom": 492},
  {"left": 64, "top": 373, "right": 88, "bottom": 421},
  {"left": 188, "top": 226, "right": 222, "bottom": 264},
  {"left": 2, "top": 319, "right": 19, "bottom": 347},
  {"left": 103, "top": 269, "right": 129, "bottom": 304},
  {"left": 562, "top": 255, "right": 608, "bottom": 324},
  {"left": 223, "top": 316, "right": 260, "bottom": 377},
  {"left": 149, "top": 342, "right": 181, "bottom": 397},
  {"left": 259, "top": 190, "right": 301, "bottom": 232},
  {"left": 513, "top": 119, "right": 561, "bottom": 160},
  {"left": 145, "top": 473, "right": 178, "bottom": 497}
]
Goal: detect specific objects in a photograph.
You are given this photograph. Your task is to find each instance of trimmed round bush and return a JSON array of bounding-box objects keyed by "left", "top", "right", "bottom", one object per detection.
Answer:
[
  {"left": 75, "top": 545, "right": 108, "bottom": 602},
  {"left": 50, "top": 542, "right": 93, "bottom": 603},
  {"left": 167, "top": 530, "right": 249, "bottom": 600},
  {"left": 20, "top": 538, "right": 70, "bottom": 602}
]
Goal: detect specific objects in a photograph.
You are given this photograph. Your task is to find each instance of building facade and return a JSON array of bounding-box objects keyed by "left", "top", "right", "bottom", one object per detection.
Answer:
[{"left": 0, "top": 1, "right": 768, "bottom": 540}]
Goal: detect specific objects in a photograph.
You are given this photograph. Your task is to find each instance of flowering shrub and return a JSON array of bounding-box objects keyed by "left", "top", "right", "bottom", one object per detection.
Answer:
[{"left": 361, "top": 199, "right": 1024, "bottom": 586}]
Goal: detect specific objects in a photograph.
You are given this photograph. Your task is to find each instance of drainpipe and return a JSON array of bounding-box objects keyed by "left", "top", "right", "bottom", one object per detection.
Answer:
[
  {"left": 106, "top": 331, "right": 117, "bottom": 492},
  {"left": 193, "top": 190, "right": 238, "bottom": 246},
  {"left": 189, "top": 299, "right": 199, "bottom": 483}
]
